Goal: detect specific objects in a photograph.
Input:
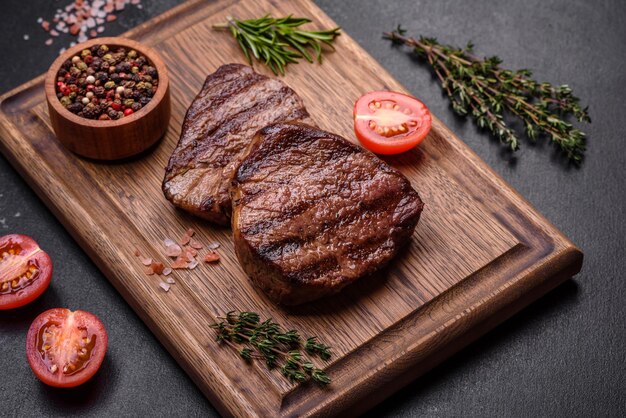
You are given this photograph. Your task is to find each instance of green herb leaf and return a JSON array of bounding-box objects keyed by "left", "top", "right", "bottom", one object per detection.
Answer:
[
  {"left": 383, "top": 28, "right": 590, "bottom": 165},
  {"left": 214, "top": 15, "right": 341, "bottom": 75},
  {"left": 211, "top": 311, "right": 332, "bottom": 386}
]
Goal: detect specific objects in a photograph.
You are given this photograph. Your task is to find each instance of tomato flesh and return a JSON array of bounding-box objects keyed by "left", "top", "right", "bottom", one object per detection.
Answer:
[
  {"left": 0, "top": 234, "right": 52, "bottom": 310},
  {"left": 26, "top": 308, "right": 108, "bottom": 388},
  {"left": 353, "top": 91, "right": 432, "bottom": 155}
]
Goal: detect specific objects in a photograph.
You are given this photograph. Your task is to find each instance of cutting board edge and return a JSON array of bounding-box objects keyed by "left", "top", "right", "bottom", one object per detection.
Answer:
[{"left": 328, "top": 244, "right": 583, "bottom": 418}]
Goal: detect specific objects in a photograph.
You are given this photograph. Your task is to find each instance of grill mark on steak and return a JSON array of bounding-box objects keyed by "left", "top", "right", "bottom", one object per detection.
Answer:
[
  {"left": 241, "top": 184, "right": 401, "bottom": 239},
  {"left": 231, "top": 123, "right": 424, "bottom": 304},
  {"left": 168, "top": 80, "right": 299, "bottom": 174},
  {"left": 162, "top": 64, "right": 312, "bottom": 224}
]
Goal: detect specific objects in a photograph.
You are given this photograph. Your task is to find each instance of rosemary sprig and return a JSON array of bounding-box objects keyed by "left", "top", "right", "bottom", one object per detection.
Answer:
[
  {"left": 213, "top": 15, "right": 341, "bottom": 75},
  {"left": 384, "top": 26, "right": 590, "bottom": 164},
  {"left": 211, "top": 311, "right": 332, "bottom": 385}
]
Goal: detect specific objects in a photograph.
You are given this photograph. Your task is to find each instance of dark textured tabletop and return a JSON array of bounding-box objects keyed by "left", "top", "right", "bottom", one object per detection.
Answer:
[{"left": 1, "top": 0, "right": 624, "bottom": 416}]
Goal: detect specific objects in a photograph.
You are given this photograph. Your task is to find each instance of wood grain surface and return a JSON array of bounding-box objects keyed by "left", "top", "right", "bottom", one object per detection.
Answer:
[{"left": 0, "top": 0, "right": 582, "bottom": 416}]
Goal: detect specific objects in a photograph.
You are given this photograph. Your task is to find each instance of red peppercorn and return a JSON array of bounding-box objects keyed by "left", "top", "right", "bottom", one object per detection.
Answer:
[
  {"left": 111, "top": 102, "right": 122, "bottom": 111},
  {"left": 84, "top": 56, "right": 93, "bottom": 64},
  {"left": 61, "top": 87, "right": 71, "bottom": 96},
  {"left": 56, "top": 81, "right": 65, "bottom": 88},
  {"left": 124, "top": 108, "right": 134, "bottom": 116},
  {"left": 86, "top": 84, "right": 94, "bottom": 91}
]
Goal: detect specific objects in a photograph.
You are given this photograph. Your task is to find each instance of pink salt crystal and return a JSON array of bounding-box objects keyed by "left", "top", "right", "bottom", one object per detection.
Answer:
[
  {"left": 165, "top": 244, "right": 182, "bottom": 258},
  {"left": 190, "top": 240, "right": 203, "bottom": 250}
]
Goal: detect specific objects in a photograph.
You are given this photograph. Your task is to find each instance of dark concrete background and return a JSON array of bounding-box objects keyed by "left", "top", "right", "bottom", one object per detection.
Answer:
[{"left": 1, "top": 0, "right": 624, "bottom": 416}]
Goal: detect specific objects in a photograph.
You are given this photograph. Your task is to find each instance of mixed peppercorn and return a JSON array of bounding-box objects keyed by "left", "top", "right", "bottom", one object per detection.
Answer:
[{"left": 55, "top": 44, "right": 159, "bottom": 120}]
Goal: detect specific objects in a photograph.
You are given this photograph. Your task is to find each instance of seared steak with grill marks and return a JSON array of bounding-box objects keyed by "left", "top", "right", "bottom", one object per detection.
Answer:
[
  {"left": 231, "top": 123, "right": 424, "bottom": 305},
  {"left": 162, "top": 64, "right": 313, "bottom": 224}
]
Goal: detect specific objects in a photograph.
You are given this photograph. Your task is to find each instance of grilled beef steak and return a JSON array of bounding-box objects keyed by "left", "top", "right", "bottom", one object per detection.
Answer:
[
  {"left": 162, "top": 64, "right": 312, "bottom": 224},
  {"left": 231, "top": 123, "right": 424, "bottom": 305}
]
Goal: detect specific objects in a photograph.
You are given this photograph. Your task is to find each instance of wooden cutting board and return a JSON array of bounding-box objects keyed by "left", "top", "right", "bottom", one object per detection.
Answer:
[{"left": 0, "top": 0, "right": 583, "bottom": 416}]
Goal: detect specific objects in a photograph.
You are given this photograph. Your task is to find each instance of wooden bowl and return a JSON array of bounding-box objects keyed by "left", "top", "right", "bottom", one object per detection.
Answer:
[{"left": 45, "top": 37, "right": 170, "bottom": 160}]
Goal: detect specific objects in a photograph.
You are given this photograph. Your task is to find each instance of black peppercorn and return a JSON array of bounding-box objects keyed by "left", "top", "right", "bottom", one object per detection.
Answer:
[
  {"left": 107, "top": 109, "right": 119, "bottom": 120},
  {"left": 66, "top": 102, "right": 83, "bottom": 114},
  {"left": 117, "top": 62, "right": 131, "bottom": 73},
  {"left": 81, "top": 104, "right": 99, "bottom": 119},
  {"left": 145, "top": 66, "right": 158, "bottom": 78},
  {"left": 91, "top": 57, "right": 102, "bottom": 69},
  {"left": 93, "top": 86, "right": 105, "bottom": 97}
]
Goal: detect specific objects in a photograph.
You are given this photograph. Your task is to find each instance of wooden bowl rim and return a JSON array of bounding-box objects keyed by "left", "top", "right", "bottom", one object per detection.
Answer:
[{"left": 45, "top": 36, "right": 169, "bottom": 128}]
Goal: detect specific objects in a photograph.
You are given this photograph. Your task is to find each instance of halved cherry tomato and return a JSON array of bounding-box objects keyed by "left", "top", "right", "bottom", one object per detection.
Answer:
[
  {"left": 0, "top": 234, "right": 52, "bottom": 310},
  {"left": 26, "top": 308, "right": 108, "bottom": 388},
  {"left": 353, "top": 91, "right": 432, "bottom": 155}
]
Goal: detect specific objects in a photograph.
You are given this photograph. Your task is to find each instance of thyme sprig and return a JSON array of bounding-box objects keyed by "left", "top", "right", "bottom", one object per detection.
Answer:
[
  {"left": 213, "top": 15, "right": 341, "bottom": 75},
  {"left": 384, "top": 26, "right": 590, "bottom": 164},
  {"left": 211, "top": 311, "right": 332, "bottom": 385}
]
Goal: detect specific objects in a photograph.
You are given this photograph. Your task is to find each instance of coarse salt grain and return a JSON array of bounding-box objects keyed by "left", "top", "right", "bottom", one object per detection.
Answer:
[
  {"left": 159, "top": 282, "right": 170, "bottom": 292},
  {"left": 162, "top": 267, "right": 172, "bottom": 276},
  {"left": 165, "top": 244, "right": 182, "bottom": 257},
  {"left": 39, "top": 0, "right": 144, "bottom": 52},
  {"left": 207, "top": 242, "right": 220, "bottom": 250},
  {"left": 179, "top": 233, "right": 191, "bottom": 246},
  {"left": 166, "top": 277, "right": 175, "bottom": 284},
  {"left": 203, "top": 252, "right": 220, "bottom": 263},
  {"left": 140, "top": 257, "right": 152, "bottom": 266},
  {"left": 171, "top": 256, "right": 189, "bottom": 269},
  {"left": 190, "top": 240, "right": 203, "bottom": 250},
  {"left": 188, "top": 260, "right": 199, "bottom": 270},
  {"left": 151, "top": 262, "right": 165, "bottom": 275}
]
